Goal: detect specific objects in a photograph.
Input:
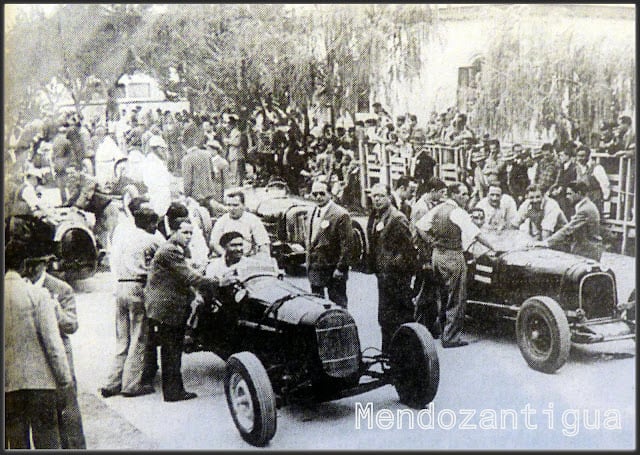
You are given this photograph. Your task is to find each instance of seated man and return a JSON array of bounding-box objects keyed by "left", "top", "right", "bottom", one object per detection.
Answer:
[
  {"left": 514, "top": 184, "right": 568, "bottom": 240},
  {"left": 473, "top": 183, "right": 517, "bottom": 231},
  {"left": 205, "top": 231, "right": 277, "bottom": 280}
]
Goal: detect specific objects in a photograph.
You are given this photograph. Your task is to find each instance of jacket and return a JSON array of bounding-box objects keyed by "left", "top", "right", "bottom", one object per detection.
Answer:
[
  {"left": 306, "top": 201, "right": 353, "bottom": 285},
  {"left": 145, "top": 239, "right": 219, "bottom": 327},
  {"left": 546, "top": 197, "right": 603, "bottom": 261},
  {"left": 5, "top": 271, "right": 72, "bottom": 392},
  {"left": 367, "top": 205, "right": 418, "bottom": 275}
]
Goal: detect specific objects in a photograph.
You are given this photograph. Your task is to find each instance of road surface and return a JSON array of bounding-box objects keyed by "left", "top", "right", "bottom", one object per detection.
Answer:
[{"left": 70, "top": 252, "right": 635, "bottom": 450}]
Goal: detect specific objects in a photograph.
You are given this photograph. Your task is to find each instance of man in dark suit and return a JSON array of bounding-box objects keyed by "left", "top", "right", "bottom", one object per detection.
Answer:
[
  {"left": 502, "top": 144, "right": 530, "bottom": 204},
  {"left": 536, "top": 180, "right": 603, "bottom": 261},
  {"left": 22, "top": 248, "right": 86, "bottom": 449},
  {"left": 390, "top": 175, "right": 416, "bottom": 219},
  {"left": 367, "top": 183, "right": 419, "bottom": 353},
  {"left": 306, "top": 181, "right": 353, "bottom": 308},
  {"left": 145, "top": 219, "right": 227, "bottom": 402}
]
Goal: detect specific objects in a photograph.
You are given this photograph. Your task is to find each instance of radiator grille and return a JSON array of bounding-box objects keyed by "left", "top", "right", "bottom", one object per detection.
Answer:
[
  {"left": 580, "top": 273, "right": 615, "bottom": 319},
  {"left": 315, "top": 310, "right": 360, "bottom": 378}
]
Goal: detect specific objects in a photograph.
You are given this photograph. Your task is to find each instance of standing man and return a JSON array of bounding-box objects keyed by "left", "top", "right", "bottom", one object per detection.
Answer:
[
  {"left": 182, "top": 142, "right": 218, "bottom": 216},
  {"left": 5, "top": 240, "right": 72, "bottom": 449},
  {"left": 411, "top": 177, "right": 447, "bottom": 337},
  {"left": 22, "top": 245, "right": 86, "bottom": 448},
  {"left": 366, "top": 183, "right": 418, "bottom": 353},
  {"left": 145, "top": 219, "right": 223, "bottom": 402},
  {"left": 502, "top": 144, "right": 530, "bottom": 204},
  {"left": 209, "top": 191, "right": 271, "bottom": 259},
  {"left": 102, "top": 207, "right": 162, "bottom": 399},
  {"left": 306, "top": 181, "right": 353, "bottom": 308},
  {"left": 225, "top": 115, "right": 244, "bottom": 186},
  {"left": 574, "top": 145, "right": 610, "bottom": 217},
  {"left": 416, "top": 182, "right": 497, "bottom": 348},
  {"left": 535, "top": 180, "right": 603, "bottom": 261},
  {"left": 391, "top": 175, "right": 417, "bottom": 219}
]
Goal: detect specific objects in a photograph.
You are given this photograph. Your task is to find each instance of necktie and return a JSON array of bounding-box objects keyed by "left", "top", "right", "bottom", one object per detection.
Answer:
[{"left": 309, "top": 207, "right": 320, "bottom": 243}]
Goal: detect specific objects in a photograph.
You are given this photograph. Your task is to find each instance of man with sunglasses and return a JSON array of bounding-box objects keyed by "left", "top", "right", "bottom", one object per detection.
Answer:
[{"left": 306, "top": 181, "right": 353, "bottom": 308}]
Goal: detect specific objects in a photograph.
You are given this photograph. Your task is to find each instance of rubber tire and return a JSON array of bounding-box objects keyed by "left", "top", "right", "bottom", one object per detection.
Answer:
[
  {"left": 224, "top": 352, "right": 277, "bottom": 447},
  {"left": 389, "top": 323, "right": 440, "bottom": 408},
  {"left": 516, "top": 296, "right": 571, "bottom": 374},
  {"left": 350, "top": 221, "right": 367, "bottom": 272}
]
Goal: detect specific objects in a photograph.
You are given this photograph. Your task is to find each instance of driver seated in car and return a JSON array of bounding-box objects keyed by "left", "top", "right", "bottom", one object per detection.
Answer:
[{"left": 205, "top": 231, "right": 278, "bottom": 281}]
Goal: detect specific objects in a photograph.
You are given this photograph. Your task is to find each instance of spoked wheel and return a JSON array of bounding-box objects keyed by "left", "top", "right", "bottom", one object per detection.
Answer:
[
  {"left": 389, "top": 323, "right": 439, "bottom": 408},
  {"left": 224, "top": 352, "right": 276, "bottom": 447},
  {"left": 516, "top": 296, "right": 570, "bottom": 373}
]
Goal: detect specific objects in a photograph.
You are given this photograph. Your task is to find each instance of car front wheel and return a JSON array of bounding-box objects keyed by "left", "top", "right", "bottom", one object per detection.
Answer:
[
  {"left": 389, "top": 323, "right": 439, "bottom": 408},
  {"left": 224, "top": 352, "right": 277, "bottom": 447},
  {"left": 516, "top": 296, "right": 570, "bottom": 373}
]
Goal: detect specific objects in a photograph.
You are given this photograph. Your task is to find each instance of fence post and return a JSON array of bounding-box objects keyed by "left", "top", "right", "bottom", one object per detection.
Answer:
[
  {"left": 359, "top": 139, "right": 369, "bottom": 209},
  {"left": 621, "top": 157, "right": 633, "bottom": 254},
  {"left": 383, "top": 144, "right": 391, "bottom": 190}
]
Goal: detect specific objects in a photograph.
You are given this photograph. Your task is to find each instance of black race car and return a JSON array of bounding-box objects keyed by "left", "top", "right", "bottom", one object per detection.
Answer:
[
  {"left": 189, "top": 260, "right": 439, "bottom": 447},
  {"left": 465, "top": 230, "right": 635, "bottom": 373}
]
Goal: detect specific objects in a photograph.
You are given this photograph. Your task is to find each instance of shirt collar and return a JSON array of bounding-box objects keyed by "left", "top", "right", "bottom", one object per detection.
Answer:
[{"left": 575, "top": 197, "right": 588, "bottom": 209}]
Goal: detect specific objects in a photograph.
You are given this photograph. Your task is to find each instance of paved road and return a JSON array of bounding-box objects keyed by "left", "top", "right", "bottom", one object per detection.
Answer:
[{"left": 70, "top": 252, "right": 635, "bottom": 450}]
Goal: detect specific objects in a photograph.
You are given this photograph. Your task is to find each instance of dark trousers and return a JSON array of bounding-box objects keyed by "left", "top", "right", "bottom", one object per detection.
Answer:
[
  {"left": 311, "top": 274, "right": 348, "bottom": 308},
  {"left": 414, "top": 267, "right": 442, "bottom": 337},
  {"left": 432, "top": 248, "right": 467, "bottom": 344},
  {"left": 57, "top": 378, "right": 86, "bottom": 449},
  {"left": 152, "top": 320, "right": 188, "bottom": 400},
  {"left": 377, "top": 272, "right": 415, "bottom": 353},
  {"left": 142, "top": 322, "right": 159, "bottom": 386},
  {"left": 5, "top": 390, "right": 60, "bottom": 449}
]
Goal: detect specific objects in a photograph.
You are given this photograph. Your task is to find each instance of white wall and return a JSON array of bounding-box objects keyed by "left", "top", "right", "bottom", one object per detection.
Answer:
[{"left": 373, "top": 5, "right": 635, "bottom": 128}]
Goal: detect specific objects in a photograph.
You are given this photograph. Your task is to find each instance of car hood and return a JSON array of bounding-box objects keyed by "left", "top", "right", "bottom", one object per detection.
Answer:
[{"left": 498, "top": 248, "right": 610, "bottom": 276}]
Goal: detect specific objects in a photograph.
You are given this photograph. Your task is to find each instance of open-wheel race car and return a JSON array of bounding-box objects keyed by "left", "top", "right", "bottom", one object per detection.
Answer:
[
  {"left": 189, "top": 260, "right": 439, "bottom": 446},
  {"left": 465, "top": 230, "right": 635, "bottom": 373},
  {"left": 5, "top": 206, "right": 99, "bottom": 282},
  {"left": 235, "top": 180, "right": 368, "bottom": 274}
]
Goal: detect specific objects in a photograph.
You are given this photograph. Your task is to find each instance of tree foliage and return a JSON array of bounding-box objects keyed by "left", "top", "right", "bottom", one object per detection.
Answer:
[{"left": 468, "top": 5, "right": 635, "bottom": 144}]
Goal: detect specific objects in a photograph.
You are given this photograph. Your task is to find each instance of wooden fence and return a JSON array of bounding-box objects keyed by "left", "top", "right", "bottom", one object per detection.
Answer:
[{"left": 357, "top": 140, "right": 635, "bottom": 255}]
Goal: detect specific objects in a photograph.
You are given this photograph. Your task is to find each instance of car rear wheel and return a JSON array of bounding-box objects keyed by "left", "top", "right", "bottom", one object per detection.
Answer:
[
  {"left": 224, "top": 352, "right": 277, "bottom": 447},
  {"left": 516, "top": 296, "right": 570, "bottom": 373},
  {"left": 389, "top": 323, "right": 439, "bottom": 408}
]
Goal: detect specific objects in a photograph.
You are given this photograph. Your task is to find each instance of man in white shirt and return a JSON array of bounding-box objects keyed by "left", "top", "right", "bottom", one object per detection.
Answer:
[
  {"left": 102, "top": 207, "right": 162, "bottom": 398},
  {"left": 575, "top": 145, "right": 610, "bottom": 216},
  {"left": 415, "top": 182, "right": 497, "bottom": 347},
  {"left": 473, "top": 183, "right": 518, "bottom": 231},
  {"left": 513, "top": 184, "right": 567, "bottom": 240},
  {"left": 209, "top": 190, "right": 271, "bottom": 259}
]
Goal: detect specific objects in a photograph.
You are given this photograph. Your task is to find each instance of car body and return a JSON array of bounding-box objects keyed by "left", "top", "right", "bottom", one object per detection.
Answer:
[
  {"left": 5, "top": 207, "right": 99, "bottom": 282},
  {"left": 235, "top": 181, "right": 368, "bottom": 273},
  {"left": 189, "top": 259, "right": 439, "bottom": 446},
  {"left": 465, "top": 230, "right": 635, "bottom": 373}
]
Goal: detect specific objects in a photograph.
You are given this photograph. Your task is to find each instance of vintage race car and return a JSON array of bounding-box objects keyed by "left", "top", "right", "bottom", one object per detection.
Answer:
[
  {"left": 465, "top": 230, "right": 635, "bottom": 373},
  {"left": 5, "top": 207, "right": 99, "bottom": 282},
  {"left": 236, "top": 180, "right": 368, "bottom": 273},
  {"left": 189, "top": 260, "right": 439, "bottom": 447}
]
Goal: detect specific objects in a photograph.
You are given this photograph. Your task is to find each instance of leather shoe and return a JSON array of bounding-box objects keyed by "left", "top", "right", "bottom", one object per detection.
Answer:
[
  {"left": 121, "top": 385, "right": 155, "bottom": 397},
  {"left": 442, "top": 340, "right": 469, "bottom": 348},
  {"left": 164, "top": 391, "right": 197, "bottom": 402},
  {"left": 100, "top": 387, "right": 121, "bottom": 398}
]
